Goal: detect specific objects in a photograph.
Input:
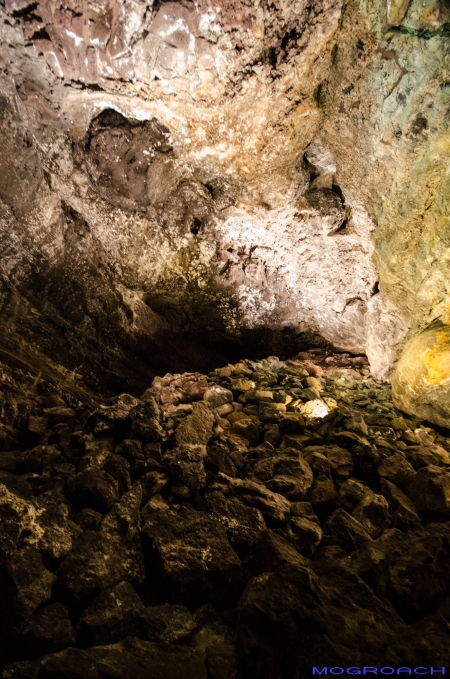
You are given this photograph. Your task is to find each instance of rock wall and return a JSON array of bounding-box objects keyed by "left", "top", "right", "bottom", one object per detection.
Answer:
[{"left": 0, "top": 1, "right": 449, "bottom": 418}]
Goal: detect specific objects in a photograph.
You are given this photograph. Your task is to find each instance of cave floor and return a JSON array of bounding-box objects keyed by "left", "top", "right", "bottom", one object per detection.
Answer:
[{"left": 0, "top": 349, "right": 449, "bottom": 678}]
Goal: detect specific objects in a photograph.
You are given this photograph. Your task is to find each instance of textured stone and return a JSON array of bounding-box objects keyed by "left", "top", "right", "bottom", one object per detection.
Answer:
[{"left": 174, "top": 403, "right": 215, "bottom": 446}]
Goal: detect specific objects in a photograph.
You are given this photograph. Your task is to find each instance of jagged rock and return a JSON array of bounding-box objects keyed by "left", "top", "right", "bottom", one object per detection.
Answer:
[
  {"left": 78, "top": 581, "right": 144, "bottom": 646},
  {"left": 323, "top": 445, "right": 354, "bottom": 479},
  {"left": 174, "top": 403, "right": 215, "bottom": 446},
  {"left": 405, "top": 465, "right": 450, "bottom": 513},
  {"left": 130, "top": 399, "right": 166, "bottom": 443},
  {"left": 140, "top": 604, "right": 197, "bottom": 643},
  {"left": 332, "top": 432, "right": 380, "bottom": 474},
  {"left": 230, "top": 418, "right": 259, "bottom": 447},
  {"left": 57, "top": 487, "right": 145, "bottom": 600},
  {"left": 200, "top": 490, "right": 266, "bottom": 557},
  {"left": 242, "top": 530, "right": 308, "bottom": 580},
  {"left": 103, "top": 454, "right": 132, "bottom": 495},
  {"left": 138, "top": 472, "right": 169, "bottom": 505},
  {"left": 405, "top": 444, "right": 450, "bottom": 470},
  {"left": 162, "top": 444, "right": 207, "bottom": 490},
  {"left": 205, "top": 442, "right": 237, "bottom": 477},
  {"left": 322, "top": 508, "right": 373, "bottom": 552},
  {"left": 75, "top": 508, "right": 102, "bottom": 531},
  {"left": 203, "top": 386, "right": 233, "bottom": 408},
  {"left": 386, "top": 614, "right": 450, "bottom": 666},
  {"left": 350, "top": 524, "right": 450, "bottom": 620},
  {"left": 0, "top": 546, "right": 55, "bottom": 637},
  {"left": 338, "top": 478, "right": 371, "bottom": 511},
  {"left": 378, "top": 453, "right": 416, "bottom": 488},
  {"left": 352, "top": 492, "right": 390, "bottom": 539},
  {"left": 206, "top": 644, "right": 237, "bottom": 679},
  {"left": 249, "top": 448, "right": 313, "bottom": 502},
  {"left": 306, "top": 477, "right": 338, "bottom": 516},
  {"left": 23, "top": 603, "right": 76, "bottom": 657},
  {"left": 237, "top": 563, "right": 403, "bottom": 678},
  {"left": 286, "top": 514, "right": 323, "bottom": 557},
  {"left": 141, "top": 503, "right": 243, "bottom": 610},
  {"left": 379, "top": 479, "right": 421, "bottom": 532},
  {"left": 216, "top": 474, "right": 291, "bottom": 524},
  {"left": 64, "top": 468, "right": 119, "bottom": 513},
  {"left": 39, "top": 637, "right": 208, "bottom": 679}
]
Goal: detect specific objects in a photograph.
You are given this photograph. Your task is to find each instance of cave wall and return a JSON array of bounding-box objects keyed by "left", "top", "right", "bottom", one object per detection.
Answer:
[{"left": 0, "top": 0, "right": 449, "bottom": 410}]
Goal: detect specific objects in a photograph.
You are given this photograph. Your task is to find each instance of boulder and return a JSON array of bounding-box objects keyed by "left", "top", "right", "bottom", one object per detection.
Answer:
[
  {"left": 405, "top": 465, "right": 450, "bottom": 513},
  {"left": 174, "top": 403, "right": 215, "bottom": 446},
  {"left": 162, "top": 444, "right": 207, "bottom": 490},
  {"left": 200, "top": 490, "right": 266, "bottom": 557},
  {"left": 64, "top": 468, "right": 119, "bottom": 513},
  {"left": 39, "top": 637, "right": 208, "bottom": 679},
  {"left": 322, "top": 508, "right": 373, "bottom": 552},
  {"left": 141, "top": 504, "right": 243, "bottom": 610}
]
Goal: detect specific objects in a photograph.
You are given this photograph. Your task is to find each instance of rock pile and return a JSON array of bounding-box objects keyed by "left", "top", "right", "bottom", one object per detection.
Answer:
[{"left": 1, "top": 350, "right": 450, "bottom": 678}]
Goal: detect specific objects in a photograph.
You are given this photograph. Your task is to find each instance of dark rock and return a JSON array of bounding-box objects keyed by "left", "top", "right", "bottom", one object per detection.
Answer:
[
  {"left": 200, "top": 490, "right": 266, "bottom": 557},
  {"left": 338, "top": 478, "right": 371, "bottom": 511},
  {"left": 216, "top": 474, "right": 291, "bottom": 524},
  {"left": 386, "top": 614, "right": 450, "bottom": 666},
  {"left": 23, "top": 603, "right": 76, "bottom": 657},
  {"left": 141, "top": 503, "right": 243, "bottom": 610},
  {"left": 405, "top": 465, "right": 450, "bottom": 512},
  {"left": 138, "top": 472, "right": 169, "bottom": 505},
  {"left": 103, "top": 454, "right": 132, "bottom": 495},
  {"left": 205, "top": 442, "right": 237, "bottom": 477},
  {"left": 174, "top": 402, "right": 215, "bottom": 446},
  {"left": 286, "top": 515, "right": 323, "bottom": 557},
  {"left": 42, "top": 407, "right": 76, "bottom": 426},
  {"left": 64, "top": 468, "right": 119, "bottom": 513},
  {"left": 323, "top": 444, "right": 354, "bottom": 479},
  {"left": 332, "top": 431, "right": 380, "bottom": 474},
  {"left": 130, "top": 398, "right": 167, "bottom": 443},
  {"left": 20, "top": 446, "right": 62, "bottom": 474},
  {"left": 379, "top": 478, "right": 421, "bottom": 532},
  {"left": 141, "top": 604, "right": 197, "bottom": 643},
  {"left": 206, "top": 644, "right": 237, "bottom": 679},
  {"left": 378, "top": 453, "right": 415, "bottom": 488},
  {"left": 305, "top": 477, "right": 338, "bottom": 516},
  {"left": 75, "top": 508, "right": 102, "bottom": 531},
  {"left": 242, "top": 529, "right": 308, "bottom": 580},
  {"left": 405, "top": 444, "right": 450, "bottom": 469},
  {"left": 237, "top": 563, "right": 402, "bottom": 678},
  {"left": 78, "top": 580, "right": 144, "bottom": 645},
  {"left": 322, "top": 508, "right": 373, "bottom": 552},
  {"left": 352, "top": 492, "right": 390, "bottom": 539},
  {"left": 184, "top": 378, "right": 209, "bottom": 402},
  {"left": 57, "top": 486, "right": 145, "bottom": 600},
  {"left": 351, "top": 524, "right": 450, "bottom": 620},
  {"left": 279, "top": 413, "right": 305, "bottom": 434},
  {"left": 162, "top": 444, "right": 207, "bottom": 490},
  {"left": 39, "top": 637, "right": 208, "bottom": 679},
  {"left": 230, "top": 419, "right": 259, "bottom": 447}
]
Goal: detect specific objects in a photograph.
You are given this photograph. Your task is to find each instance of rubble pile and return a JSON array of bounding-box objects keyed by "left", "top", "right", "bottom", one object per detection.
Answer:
[{"left": 0, "top": 349, "right": 449, "bottom": 678}]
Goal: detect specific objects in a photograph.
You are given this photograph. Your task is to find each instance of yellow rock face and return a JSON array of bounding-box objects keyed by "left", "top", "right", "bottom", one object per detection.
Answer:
[
  {"left": 392, "top": 322, "right": 450, "bottom": 427},
  {"left": 387, "top": 0, "right": 411, "bottom": 26}
]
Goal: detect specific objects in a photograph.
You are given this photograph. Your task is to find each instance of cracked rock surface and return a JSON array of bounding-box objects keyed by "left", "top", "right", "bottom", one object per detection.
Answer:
[
  {"left": 0, "top": 1, "right": 449, "bottom": 419},
  {"left": 0, "top": 349, "right": 450, "bottom": 677}
]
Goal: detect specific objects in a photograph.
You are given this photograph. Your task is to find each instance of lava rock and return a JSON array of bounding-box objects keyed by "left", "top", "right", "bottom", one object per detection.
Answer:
[
  {"left": 162, "top": 444, "right": 207, "bottom": 490},
  {"left": 352, "top": 492, "right": 390, "bottom": 539},
  {"left": 237, "top": 563, "right": 402, "bottom": 678},
  {"left": 174, "top": 402, "right": 215, "bottom": 446},
  {"left": 405, "top": 465, "right": 450, "bottom": 513},
  {"left": 200, "top": 490, "right": 266, "bottom": 557},
  {"left": 23, "top": 603, "right": 76, "bottom": 657},
  {"left": 378, "top": 453, "right": 416, "bottom": 488},
  {"left": 130, "top": 398, "right": 166, "bottom": 443},
  {"left": 39, "top": 637, "right": 208, "bottom": 679},
  {"left": 57, "top": 486, "right": 145, "bottom": 600},
  {"left": 78, "top": 581, "right": 144, "bottom": 645},
  {"left": 141, "top": 503, "right": 243, "bottom": 610},
  {"left": 242, "top": 529, "right": 308, "bottom": 580},
  {"left": 217, "top": 474, "right": 291, "bottom": 524},
  {"left": 379, "top": 478, "right": 421, "bottom": 532},
  {"left": 64, "top": 468, "right": 119, "bottom": 513},
  {"left": 322, "top": 508, "right": 373, "bottom": 552}
]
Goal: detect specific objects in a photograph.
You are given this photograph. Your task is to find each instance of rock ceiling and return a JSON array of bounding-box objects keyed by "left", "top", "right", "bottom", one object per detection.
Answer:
[{"left": 0, "top": 0, "right": 449, "bottom": 420}]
